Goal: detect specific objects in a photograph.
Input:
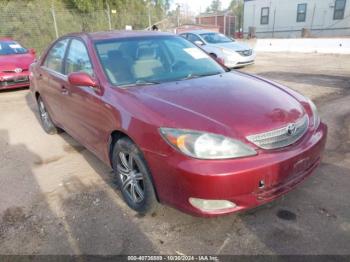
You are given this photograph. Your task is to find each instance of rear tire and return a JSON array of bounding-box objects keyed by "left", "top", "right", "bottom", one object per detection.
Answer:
[
  {"left": 37, "top": 96, "right": 59, "bottom": 135},
  {"left": 112, "top": 137, "right": 158, "bottom": 214}
]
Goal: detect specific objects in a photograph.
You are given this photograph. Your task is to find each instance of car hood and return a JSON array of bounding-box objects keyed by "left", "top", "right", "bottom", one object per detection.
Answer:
[
  {"left": 0, "top": 53, "right": 35, "bottom": 72},
  {"left": 211, "top": 41, "right": 251, "bottom": 52},
  {"left": 126, "top": 72, "right": 306, "bottom": 140}
]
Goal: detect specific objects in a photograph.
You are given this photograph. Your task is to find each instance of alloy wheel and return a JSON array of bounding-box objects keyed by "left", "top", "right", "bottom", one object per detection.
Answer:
[
  {"left": 117, "top": 151, "right": 145, "bottom": 204},
  {"left": 38, "top": 99, "right": 50, "bottom": 127}
]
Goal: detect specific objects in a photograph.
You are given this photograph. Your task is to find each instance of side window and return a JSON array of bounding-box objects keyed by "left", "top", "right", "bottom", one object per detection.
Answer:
[
  {"left": 180, "top": 33, "right": 188, "bottom": 39},
  {"left": 65, "top": 39, "right": 93, "bottom": 76},
  {"left": 297, "top": 3, "right": 307, "bottom": 22},
  {"left": 334, "top": 0, "right": 347, "bottom": 20},
  {"left": 187, "top": 34, "right": 202, "bottom": 44},
  {"left": 260, "top": 7, "right": 269, "bottom": 25},
  {"left": 43, "top": 39, "right": 69, "bottom": 73}
]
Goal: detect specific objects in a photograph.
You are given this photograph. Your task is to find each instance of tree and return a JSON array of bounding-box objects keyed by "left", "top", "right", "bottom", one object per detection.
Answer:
[
  {"left": 207, "top": 0, "right": 222, "bottom": 13},
  {"left": 228, "top": 0, "right": 244, "bottom": 32},
  {"left": 0, "top": 0, "right": 170, "bottom": 53}
]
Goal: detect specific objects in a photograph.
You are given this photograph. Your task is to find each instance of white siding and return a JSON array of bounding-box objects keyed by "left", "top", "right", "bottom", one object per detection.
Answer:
[{"left": 243, "top": 0, "right": 350, "bottom": 38}]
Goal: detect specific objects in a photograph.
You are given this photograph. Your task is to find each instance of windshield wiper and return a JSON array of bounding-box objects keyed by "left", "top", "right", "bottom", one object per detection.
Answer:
[
  {"left": 181, "top": 72, "right": 222, "bottom": 81},
  {"left": 119, "top": 80, "right": 161, "bottom": 87}
]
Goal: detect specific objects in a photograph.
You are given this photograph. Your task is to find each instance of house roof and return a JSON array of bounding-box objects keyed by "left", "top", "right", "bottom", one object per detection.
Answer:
[{"left": 197, "top": 10, "right": 234, "bottom": 18}]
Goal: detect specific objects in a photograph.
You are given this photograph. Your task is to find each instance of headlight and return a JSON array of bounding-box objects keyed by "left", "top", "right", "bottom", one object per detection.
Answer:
[
  {"left": 160, "top": 128, "right": 257, "bottom": 159},
  {"left": 220, "top": 48, "right": 236, "bottom": 57},
  {"left": 307, "top": 98, "right": 320, "bottom": 129}
]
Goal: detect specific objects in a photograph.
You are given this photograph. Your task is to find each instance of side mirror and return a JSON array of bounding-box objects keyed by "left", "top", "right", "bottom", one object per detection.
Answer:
[
  {"left": 28, "top": 48, "right": 36, "bottom": 55},
  {"left": 209, "top": 54, "right": 225, "bottom": 67},
  {"left": 68, "top": 72, "right": 98, "bottom": 89},
  {"left": 194, "top": 40, "right": 204, "bottom": 46}
]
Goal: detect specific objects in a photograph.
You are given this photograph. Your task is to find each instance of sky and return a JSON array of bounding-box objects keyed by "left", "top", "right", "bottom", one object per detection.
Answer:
[{"left": 170, "top": 0, "right": 232, "bottom": 14}]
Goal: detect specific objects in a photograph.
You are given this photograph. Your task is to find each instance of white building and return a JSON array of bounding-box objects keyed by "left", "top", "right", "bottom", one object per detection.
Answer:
[{"left": 243, "top": 0, "right": 350, "bottom": 38}]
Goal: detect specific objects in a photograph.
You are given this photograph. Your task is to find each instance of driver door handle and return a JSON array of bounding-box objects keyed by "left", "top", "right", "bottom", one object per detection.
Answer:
[{"left": 61, "top": 85, "right": 69, "bottom": 95}]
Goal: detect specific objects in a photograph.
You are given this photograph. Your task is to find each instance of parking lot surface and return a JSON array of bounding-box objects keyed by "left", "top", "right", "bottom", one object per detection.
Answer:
[{"left": 0, "top": 52, "right": 349, "bottom": 255}]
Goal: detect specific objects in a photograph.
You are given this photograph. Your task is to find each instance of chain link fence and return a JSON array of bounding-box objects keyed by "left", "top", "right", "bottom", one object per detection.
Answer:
[{"left": 0, "top": 0, "right": 167, "bottom": 55}]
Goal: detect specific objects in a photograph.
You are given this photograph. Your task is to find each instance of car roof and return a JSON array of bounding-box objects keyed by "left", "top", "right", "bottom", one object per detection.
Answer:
[
  {"left": 0, "top": 37, "right": 14, "bottom": 42},
  {"left": 180, "top": 30, "right": 219, "bottom": 35},
  {"left": 64, "top": 30, "right": 174, "bottom": 41}
]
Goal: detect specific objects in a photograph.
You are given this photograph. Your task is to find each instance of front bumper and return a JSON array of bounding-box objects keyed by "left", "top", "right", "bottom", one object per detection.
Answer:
[
  {"left": 224, "top": 53, "right": 256, "bottom": 68},
  {"left": 145, "top": 123, "right": 327, "bottom": 217},
  {"left": 0, "top": 71, "right": 30, "bottom": 90}
]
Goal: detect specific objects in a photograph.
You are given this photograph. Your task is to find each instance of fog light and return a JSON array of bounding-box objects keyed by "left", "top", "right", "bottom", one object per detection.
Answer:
[{"left": 189, "top": 198, "right": 236, "bottom": 212}]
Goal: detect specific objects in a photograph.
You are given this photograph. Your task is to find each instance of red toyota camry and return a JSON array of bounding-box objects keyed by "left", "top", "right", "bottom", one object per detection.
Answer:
[
  {"left": 29, "top": 31, "right": 327, "bottom": 217},
  {"left": 0, "top": 38, "right": 36, "bottom": 90}
]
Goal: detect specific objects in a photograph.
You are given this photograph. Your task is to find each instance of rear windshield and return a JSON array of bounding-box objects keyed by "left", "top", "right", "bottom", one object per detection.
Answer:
[
  {"left": 0, "top": 41, "right": 28, "bottom": 55},
  {"left": 94, "top": 36, "right": 225, "bottom": 87}
]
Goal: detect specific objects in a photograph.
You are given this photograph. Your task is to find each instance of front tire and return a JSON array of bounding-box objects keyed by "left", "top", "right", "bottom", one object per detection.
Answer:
[
  {"left": 37, "top": 96, "right": 59, "bottom": 135},
  {"left": 112, "top": 137, "right": 158, "bottom": 214},
  {"left": 209, "top": 53, "right": 218, "bottom": 59}
]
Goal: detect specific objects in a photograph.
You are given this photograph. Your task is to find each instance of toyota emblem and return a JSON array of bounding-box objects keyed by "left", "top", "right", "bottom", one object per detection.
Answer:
[
  {"left": 14, "top": 68, "right": 23, "bottom": 73},
  {"left": 287, "top": 123, "right": 297, "bottom": 135}
]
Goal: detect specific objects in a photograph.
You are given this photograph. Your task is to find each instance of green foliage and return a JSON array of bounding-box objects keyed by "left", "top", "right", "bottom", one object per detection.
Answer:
[
  {"left": 64, "top": 0, "right": 104, "bottom": 12},
  {"left": 206, "top": 0, "right": 222, "bottom": 13},
  {"left": 0, "top": 0, "right": 170, "bottom": 54},
  {"left": 228, "top": 0, "right": 244, "bottom": 30}
]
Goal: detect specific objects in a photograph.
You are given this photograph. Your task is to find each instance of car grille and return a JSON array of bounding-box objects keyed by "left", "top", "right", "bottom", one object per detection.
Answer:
[
  {"left": 237, "top": 49, "right": 252, "bottom": 57},
  {"left": 237, "top": 60, "right": 254, "bottom": 65},
  {"left": 246, "top": 115, "right": 309, "bottom": 150},
  {"left": 1, "top": 69, "right": 28, "bottom": 73},
  {"left": 0, "top": 76, "right": 29, "bottom": 87}
]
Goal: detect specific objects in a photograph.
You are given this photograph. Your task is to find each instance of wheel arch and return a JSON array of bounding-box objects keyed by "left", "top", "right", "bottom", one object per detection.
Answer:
[
  {"left": 35, "top": 91, "right": 40, "bottom": 100},
  {"left": 107, "top": 129, "right": 160, "bottom": 202}
]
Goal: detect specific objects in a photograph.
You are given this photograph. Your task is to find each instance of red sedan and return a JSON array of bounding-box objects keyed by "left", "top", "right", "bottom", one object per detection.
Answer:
[
  {"left": 0, "top": 38, "right": 36, "bottom": 90},
  {"left": 29, "top": 31, "right": 327, "bottom": 217}
]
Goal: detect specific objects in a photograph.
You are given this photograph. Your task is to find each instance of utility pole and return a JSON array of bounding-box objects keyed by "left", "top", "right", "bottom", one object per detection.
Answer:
[
  {"left": 106, "top": 1, "right": 112, "bottom": 30},
  {"left": 148, "top": 4, "right": 152, "bottom": 30},
  {"left": 310, "top": 4, "right": 316, "bottom": 30},
  {"left": 176, "top": 4, "right": 180, "bottom": 27},
  {"left": 272, "top": 8, "right": 276, "bottom": 38},
  {"left": 224, "top": 13, "right": 226, "bottom": 35},
  {"left": 199, "top": 5, "right": 201, "bottom": 24},
  {"left": 51, "top": 1, "right": 59, "bottom": 38}
]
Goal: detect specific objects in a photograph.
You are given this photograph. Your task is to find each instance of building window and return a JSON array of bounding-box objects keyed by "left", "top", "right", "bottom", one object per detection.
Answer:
[
  {"left": 334, "top": 0, "right": 347, "bottom": 20},
  {"left": 260, "top": 7, "right": 269, "bottom": 25},
  {"left": 297, "top": 3, "right": 307, "bottom": 22}
]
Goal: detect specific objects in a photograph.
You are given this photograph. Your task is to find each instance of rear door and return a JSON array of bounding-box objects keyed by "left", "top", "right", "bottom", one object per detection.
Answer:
[{"left": 39, "top": 38, "right": 70, "bottom": 127}]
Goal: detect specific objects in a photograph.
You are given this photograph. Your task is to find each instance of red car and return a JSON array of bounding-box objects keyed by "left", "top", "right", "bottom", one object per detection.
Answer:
[
  {"left": 30, "top": 31, "right": 327, "bottom": 217},
  {"left": 0, "top": 38, "right": 36, "bottom": 90}
]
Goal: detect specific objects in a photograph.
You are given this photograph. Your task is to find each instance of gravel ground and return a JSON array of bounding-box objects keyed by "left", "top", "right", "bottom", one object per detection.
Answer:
[{"left": 0, "top": 52, "right": 349, "bottom": 255}]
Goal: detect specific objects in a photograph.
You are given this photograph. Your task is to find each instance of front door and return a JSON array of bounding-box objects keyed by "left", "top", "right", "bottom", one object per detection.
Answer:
[{"left": 62, "top": 38, "right": 107, "bottom": 157}]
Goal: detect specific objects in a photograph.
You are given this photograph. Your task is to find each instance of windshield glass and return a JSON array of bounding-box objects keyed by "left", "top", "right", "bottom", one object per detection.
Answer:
[
  {"left": 0, "top": 41, "right": 28, "bottom": 55},
  {"left": 94, "top": 36, "right": 225, "bottom": 87},
  {"left": 200, "top": 33, "right": 233, "bottom": 44}
]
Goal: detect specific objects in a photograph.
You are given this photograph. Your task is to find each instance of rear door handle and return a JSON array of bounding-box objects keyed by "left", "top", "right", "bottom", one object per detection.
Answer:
[{"left": 61, "top": 85, "right": 69, "bottom": 95}]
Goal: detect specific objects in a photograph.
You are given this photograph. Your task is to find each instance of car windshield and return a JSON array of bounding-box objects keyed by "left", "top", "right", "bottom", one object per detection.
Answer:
[
  {"left": 94, "top": 36, "right": 225, "bottom": 87},
  {"left": 200, "top": 33, "right": 233, "bottom": 44},
  {"left": 0, "top": 41, "right": 28, "bottom": 55}
]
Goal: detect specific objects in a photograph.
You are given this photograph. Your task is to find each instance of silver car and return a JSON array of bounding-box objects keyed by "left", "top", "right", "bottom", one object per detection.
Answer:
[{"left": 179, "top": 30, "right": 255, "bottom": 68}]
